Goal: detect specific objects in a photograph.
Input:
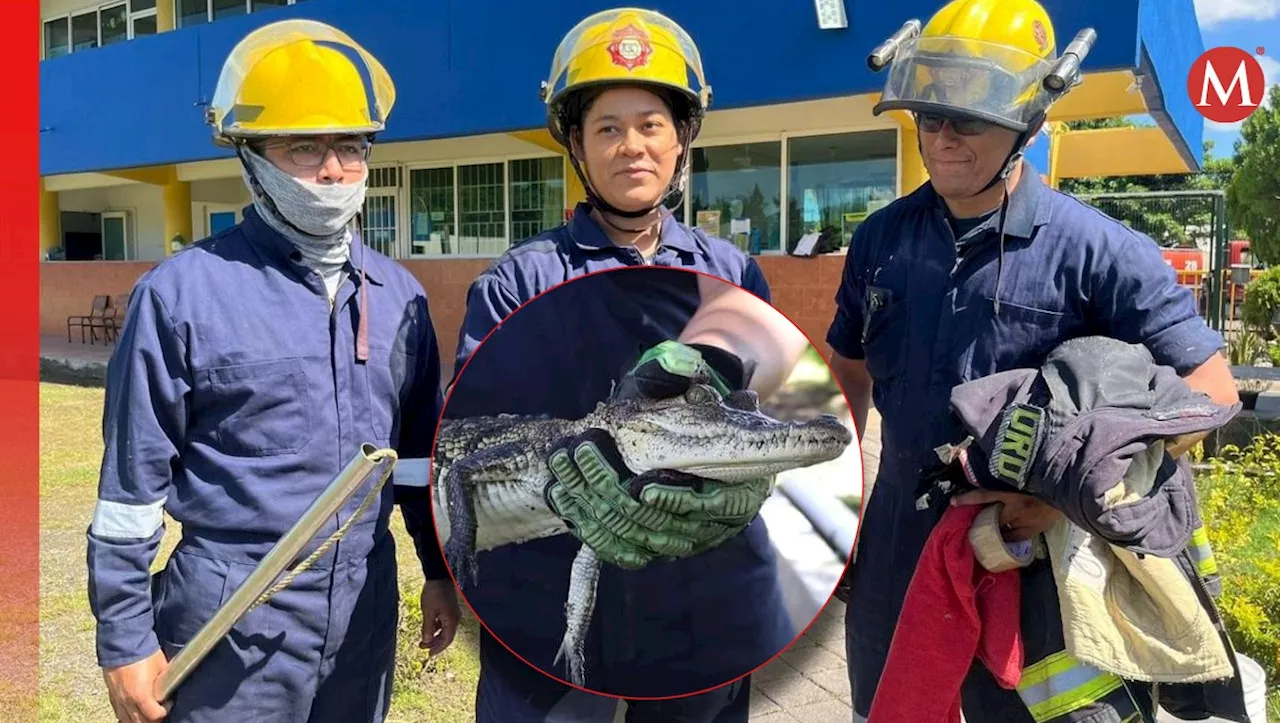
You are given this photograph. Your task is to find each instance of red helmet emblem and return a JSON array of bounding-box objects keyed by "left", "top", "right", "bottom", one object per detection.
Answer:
[
  {"left": 608, "top": 23, "right": 653, "bottom": 71},
  {"left": 1032, "top": 20, "right": 1048, "bottom": 52}
]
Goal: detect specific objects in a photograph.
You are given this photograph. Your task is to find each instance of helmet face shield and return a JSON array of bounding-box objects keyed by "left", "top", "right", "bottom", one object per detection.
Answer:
[
  {"left": 542, "top": 8, "right": 711, "bottom": 121},
  {"left": 874, "top": 36, "right": 1054, "bottom": 132},
  {"left": 209, "top": 19, "right": 396, "bottom": 142}
]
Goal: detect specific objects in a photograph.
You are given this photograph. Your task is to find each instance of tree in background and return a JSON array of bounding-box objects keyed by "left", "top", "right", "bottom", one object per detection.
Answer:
[{"left": 1226, "top": 85, "right": 1280, "bottom": 266}]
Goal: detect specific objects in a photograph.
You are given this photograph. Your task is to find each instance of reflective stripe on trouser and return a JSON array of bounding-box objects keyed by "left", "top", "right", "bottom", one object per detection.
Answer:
[
  {"left": 1188, "top": 525, "right": 1222, "bottom": 596},
  {"left": 844, "top": 481, "right": 1158, "bottom": 723},
  {"left": 155, "top": 533, "right": 400, "bottom": 723},
  {"left": 961, "top": 553, "right": 1156, "bottom": 723},
  {"left": 1015, "top": 651, "right": 1148, "bottom": 723}
]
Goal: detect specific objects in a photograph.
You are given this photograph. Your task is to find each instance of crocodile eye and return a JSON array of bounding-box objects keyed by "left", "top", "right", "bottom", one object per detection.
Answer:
[{"left": 684, "top": 384, "right": 717, "bottom": 405}]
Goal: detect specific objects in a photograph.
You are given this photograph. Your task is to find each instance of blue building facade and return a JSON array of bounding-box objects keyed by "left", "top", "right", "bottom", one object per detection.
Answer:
[{"left": 37, "top": 0, "right": 1206, "bottom": 264}]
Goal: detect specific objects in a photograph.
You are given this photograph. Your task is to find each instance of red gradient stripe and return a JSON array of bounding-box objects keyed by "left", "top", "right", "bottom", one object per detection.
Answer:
[{"left": 0, "top": 0, "right": 41, "bottom": 718}]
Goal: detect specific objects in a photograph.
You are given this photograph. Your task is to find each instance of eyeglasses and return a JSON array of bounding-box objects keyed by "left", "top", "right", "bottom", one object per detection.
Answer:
[
  {"left": 915, "top": 113, "right": 991, "bottom": 136},
  {"left": 259, "top": 138, "right": 371, "bottom": 170}
]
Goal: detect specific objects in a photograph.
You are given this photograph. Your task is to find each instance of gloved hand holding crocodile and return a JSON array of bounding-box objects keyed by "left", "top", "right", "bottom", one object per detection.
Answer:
[{"left": 429, "top": 381, "right": 854, "bottom": 686}]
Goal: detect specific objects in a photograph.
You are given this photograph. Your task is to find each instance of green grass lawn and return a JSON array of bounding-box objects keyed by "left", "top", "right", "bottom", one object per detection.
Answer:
[{"left": 39, "top": 383, "right": 483, "bottom": 722}]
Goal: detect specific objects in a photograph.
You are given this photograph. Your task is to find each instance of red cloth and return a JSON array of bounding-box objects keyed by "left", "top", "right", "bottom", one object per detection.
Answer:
[{"left": 867, "top": 503, "right": 1025, "bottom": 723}]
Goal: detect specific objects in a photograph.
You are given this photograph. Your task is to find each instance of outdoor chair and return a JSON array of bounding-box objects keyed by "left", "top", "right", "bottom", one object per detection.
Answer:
[
  {"left": 99, "top": 294, "right": 131, "bottom": 345},
  {"left": 66, "top": 295, "right": 110, "bottom": 344}
]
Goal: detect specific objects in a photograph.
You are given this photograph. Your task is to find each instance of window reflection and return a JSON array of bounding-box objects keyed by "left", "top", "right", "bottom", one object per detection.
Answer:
[
  {"left": 689, "top": 142, "right": 782, "bottom": 253},
  {"left": 786, "top": 130, "right": 897, "bottom": 253}
]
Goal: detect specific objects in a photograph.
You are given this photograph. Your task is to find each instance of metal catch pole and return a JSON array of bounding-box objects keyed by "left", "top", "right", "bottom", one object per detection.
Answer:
[{"left": 155, "top": 443, "right": 398, "bottom": 702}]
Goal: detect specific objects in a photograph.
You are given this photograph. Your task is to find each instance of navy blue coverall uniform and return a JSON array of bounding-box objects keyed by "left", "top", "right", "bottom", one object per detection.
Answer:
[
  {"left": 828, "top": 165, "right": 1227, "bottom": 723},
  {"left": 449, "top": 202, "right": 792, "bottom": 722},
  {"left": 86, "top": 205, "right": 448, "bottom": 722}
]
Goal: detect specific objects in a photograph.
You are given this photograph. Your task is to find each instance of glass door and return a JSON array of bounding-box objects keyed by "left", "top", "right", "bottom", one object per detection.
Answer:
[
  {"left": 409, "top": 167, "right": 456, "bottom": 256},
  {"left": 101, "top": 212, "right": 130, "bottom": 260}
]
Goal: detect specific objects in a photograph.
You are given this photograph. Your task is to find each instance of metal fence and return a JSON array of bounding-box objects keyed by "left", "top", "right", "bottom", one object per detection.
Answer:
[{"left": 1070, "top": 190, "right": 1250, "bottom": 338}]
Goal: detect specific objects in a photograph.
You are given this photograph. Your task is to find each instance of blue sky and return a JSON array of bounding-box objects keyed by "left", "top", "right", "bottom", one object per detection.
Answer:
[{"left": 1190, "top": 0, "right": 1280, "bottom": 158}]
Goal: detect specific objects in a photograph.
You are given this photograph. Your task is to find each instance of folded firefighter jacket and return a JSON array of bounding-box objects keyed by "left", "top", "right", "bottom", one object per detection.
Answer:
[{"left": 938, "top": 335, "right": 1251, "bottom": 722}]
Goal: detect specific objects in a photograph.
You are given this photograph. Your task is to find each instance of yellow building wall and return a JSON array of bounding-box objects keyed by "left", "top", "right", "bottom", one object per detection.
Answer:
[
  {"left": 98, "top": 165, "right": 193, "bottom": 255},
  {"left": 39, "top": 179, "right": 60, "bottom": 258},
  {"left": 1054, "top": 126, "right": 1194, "bottom": 179},
  {"left": 887, "top": 111, "right": 930, "bottom": 195},
  {"left": 156, "top": 1, "right": 175, "bottom": 32},
  {"left": 162, "top": 174, "right": 193, "bottom": 256}
]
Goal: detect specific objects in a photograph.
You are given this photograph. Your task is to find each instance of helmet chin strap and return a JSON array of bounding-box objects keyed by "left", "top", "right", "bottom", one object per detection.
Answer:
[
  {"left": 568, "top": 123, "right": 696, "bottom": 235},
  {"left": 976, "top": 119, "right": 1039, "bottom": 196},
  {"left": 568, "top": 152, "right": 669, "bottom": 235},
  {"left": 980, "top": 115, "right": 1046, "bottom": 317}
]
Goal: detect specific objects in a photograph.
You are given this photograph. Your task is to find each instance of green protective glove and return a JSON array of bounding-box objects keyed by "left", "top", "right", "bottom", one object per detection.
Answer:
[
  {"left": 615, "top": 339, "right": 774, "bottom": 551},
  {"left": 634, "top": 471, "right": 776, "bottom": 551},
  {"left": 541, "top": 340, "right": 774, "bottom": 568},
  {"left": 544, "top": 431, "right": 776, "bottom": 567},
  {"left": 544, "top": 429, "right": 707, "bottom": 569}
]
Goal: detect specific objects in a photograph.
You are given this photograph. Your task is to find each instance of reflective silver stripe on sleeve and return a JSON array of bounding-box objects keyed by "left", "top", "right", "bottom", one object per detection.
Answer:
[
  {"left": 394, "top": 458, "right": 431, "bottom": 488},
  {"left": 91, "top": 497, "right": 167, "bottom": 539}
]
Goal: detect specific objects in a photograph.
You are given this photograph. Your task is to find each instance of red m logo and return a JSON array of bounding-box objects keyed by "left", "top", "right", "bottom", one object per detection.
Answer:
[{"left": 1187, "top": 47, "right": 1267, "bottom": 123}]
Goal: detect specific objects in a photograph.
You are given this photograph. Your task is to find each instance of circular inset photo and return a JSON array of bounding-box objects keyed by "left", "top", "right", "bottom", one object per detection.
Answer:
[{"left": 429, "top": 265, "right": 863, "bottom": 700}]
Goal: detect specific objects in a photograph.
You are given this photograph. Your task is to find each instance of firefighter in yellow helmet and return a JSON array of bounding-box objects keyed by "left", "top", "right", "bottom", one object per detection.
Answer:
[
  {"left": 871, "top": 0, "right": 1073, "bottom": 196},
  {"left": 830, "top": 2, "right": 1247, "bottom": 721},
  {"left": 89, "top": 19, "right": 459, "bottom": 723},
  {"left": 446, "top": 7, "right": 793, "bottom": 722},
  {"left": 539, "top": 7, "right": 713, "bottom": 240}
]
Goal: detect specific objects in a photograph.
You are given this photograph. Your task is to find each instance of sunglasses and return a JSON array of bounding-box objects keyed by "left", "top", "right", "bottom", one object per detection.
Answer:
[{"left": 916, "top": 113, "right": 991, "bottom": 136}]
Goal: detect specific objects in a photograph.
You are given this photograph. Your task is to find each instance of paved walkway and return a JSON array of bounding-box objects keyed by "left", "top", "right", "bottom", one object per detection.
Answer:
[
  {"left": 744, "top": 409, "right": 880, "bottom": 721},
  {"left": 40, "top": 333, "right": 114, "bottom": 384}
]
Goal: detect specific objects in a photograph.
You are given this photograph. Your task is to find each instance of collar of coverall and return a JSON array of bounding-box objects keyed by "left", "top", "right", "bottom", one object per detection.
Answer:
[
  {"left": 241, "top": 203, "right": 385, "bottom": 287},
  {"left": 930, "top": 158, "right": 1053, "bottom": 245},
  {"left": 567, "top": 201, "right": 706, "bottom": 258}
]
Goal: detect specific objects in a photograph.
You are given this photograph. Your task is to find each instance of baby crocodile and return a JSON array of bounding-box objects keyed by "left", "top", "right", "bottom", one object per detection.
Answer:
[{"left": 430, "top": 383, "right": 853, "bottom": 686}]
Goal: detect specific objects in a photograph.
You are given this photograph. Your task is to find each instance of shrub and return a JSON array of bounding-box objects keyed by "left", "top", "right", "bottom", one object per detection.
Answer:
[
  {"left": 1229, "top": 328, "right": 1269, "bottom": 366},
  {"left": 1195, "top": 433, "right": 1280, "bottom": 689},
  {"left": 1242, "top": 267, "right": 1280, "bottom": 336}
]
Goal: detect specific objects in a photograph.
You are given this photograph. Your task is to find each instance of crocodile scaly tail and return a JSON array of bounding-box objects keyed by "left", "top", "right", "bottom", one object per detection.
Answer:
[{"left": 554, "top": 544, "right": 601, "bottom": 687}]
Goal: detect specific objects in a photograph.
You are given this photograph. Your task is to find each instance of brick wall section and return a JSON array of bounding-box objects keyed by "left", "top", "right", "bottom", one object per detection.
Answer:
[
  {"left": 40, "top": 254, "right": 849, "bottom": 364},
  {"left": 754, "top": 255, "right": 847, "bottom": 361},
  {"left": 399, "top": 259, "right": 494, "bottom": 370},
  {"left": 41, "top": 262, "right": 159, "bottom": 341}
]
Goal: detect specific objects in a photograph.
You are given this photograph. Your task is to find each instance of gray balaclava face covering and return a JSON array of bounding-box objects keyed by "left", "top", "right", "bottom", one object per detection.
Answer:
[{"left": 240, "top": 146, "right": 368, "bottom": 293}]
